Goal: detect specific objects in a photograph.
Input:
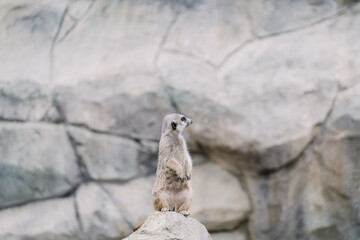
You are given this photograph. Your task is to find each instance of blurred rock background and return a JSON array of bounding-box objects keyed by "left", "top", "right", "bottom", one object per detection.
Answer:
[{"left": 0, "top": 0, "right": 359, "bottom": 239}]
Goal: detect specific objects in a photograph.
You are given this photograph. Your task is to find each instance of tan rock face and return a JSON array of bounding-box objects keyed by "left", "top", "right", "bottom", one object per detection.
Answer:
[{"left": 0, "top": 0, "right": 359, "bottom": 240}]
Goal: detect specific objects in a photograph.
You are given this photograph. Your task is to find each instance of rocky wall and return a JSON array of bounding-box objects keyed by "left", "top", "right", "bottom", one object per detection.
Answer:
[{"left": 0, "top": 0, "right": 359, "bottom": 239}]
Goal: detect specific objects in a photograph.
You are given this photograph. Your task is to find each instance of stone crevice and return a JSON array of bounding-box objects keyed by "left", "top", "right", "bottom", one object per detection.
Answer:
[
  {"left": 218, "top": 3, "right": 352, "bottom": 73},
  {"left": 65, "top": 129, "right": 92, "bottom": 183},
  {"left": 252, "top": 3, "right": 352, "bottom": 40},
  {"left": 99, "top": 184, "right": 134, "bottom": 229},
  {"left": 0, "top": 184, "right": 79, "bottom": 211},
  {"left": 258, "top": 84, "right": 340, "bottom": 176},
  {"left": 73, "top": 192, "right": 85, "bottom": 236},
  {"left": 216, "top": 39, "right": 253, "bottom": 71},
  {"left": 67, "top": 122, "right": 159, "bottom": 142},
  {"left": 154, "top": 9, "right": 182, "bottom": 69},
  {"left": 58, "top": 0, "right": 96, "bottom": 43},
  {"left": 49, "top": 5, "right": 69, "bottom": 82},
  {"left": 162, "top": 48, "right": 217, "bottom": 69}
]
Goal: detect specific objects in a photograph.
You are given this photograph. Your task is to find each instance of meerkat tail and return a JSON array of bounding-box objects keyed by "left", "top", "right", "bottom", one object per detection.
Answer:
[{"left": 133, "top": 220, "right": 146, "bottom": 232}]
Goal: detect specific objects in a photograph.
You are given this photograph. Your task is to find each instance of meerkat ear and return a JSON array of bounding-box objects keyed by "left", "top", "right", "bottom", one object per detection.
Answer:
[{"left": 171, "top": 122, "right": 177, "bottom": 130}]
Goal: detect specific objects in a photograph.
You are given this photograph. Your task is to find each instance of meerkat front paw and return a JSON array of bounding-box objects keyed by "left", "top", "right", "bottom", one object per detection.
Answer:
[
  {"left": 161, "top": 207, "right": 170, "bottom": 212},
  {"left": 180, "top": 211, "right": 190, "bottom": 217}
]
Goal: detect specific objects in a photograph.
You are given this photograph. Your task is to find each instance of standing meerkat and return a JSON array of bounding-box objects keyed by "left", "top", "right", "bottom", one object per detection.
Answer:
[{"left": 152, "top": 113, "right": 193, "bottom": 216}]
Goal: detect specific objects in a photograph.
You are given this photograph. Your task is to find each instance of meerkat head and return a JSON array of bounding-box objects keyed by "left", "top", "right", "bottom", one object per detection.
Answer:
[{"left": 161, "top": 113, "right": 193, "bottom": 135}]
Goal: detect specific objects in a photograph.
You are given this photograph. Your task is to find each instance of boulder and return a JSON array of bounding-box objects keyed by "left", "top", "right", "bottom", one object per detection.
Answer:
[
  {"left": 54, "top": 74, "right": 173, "bottom": 140},
  {"left": 159, "top": 2, "right": 360, "bottom": 174},
  {"left": 163, "top": 0, "right": 252, "bottom": 65},
  {"left": 0, "top": 122, "right": 80, "bottom": 208},
  {"left": 211, "top": 227, "right": 248, "bottom": 240},
  {"left": 0, "top": 81, "right": 59, "bottom": 122},
  {"left": 103, "top": 177, "right": 155, "bottom": 228},
  {"left": 52, "top": 0, "right": 176, "bottom": 84},
  {"left": 247, "top": 0, "right": 343, "bottom": 37},
  {"left": 67, "top": 126, "right": 157, "bottom": 181},
  {"left": 76, "top": 183, "right": 132, "bottom": 240},
  {"left": 247, "top": 139, "right": 359, "bottom": 240},
  {"left": 0, "top": 0, "right": 67, "bottom": 83},
  {"left": 124, "top": 211, "right": 212, "bottom": 240},
  {"left": 0, "top": 197, "right": 81, "bottom": 240},
  {"left": 191, "top": 163, "right": 251, "bottom": 231}
]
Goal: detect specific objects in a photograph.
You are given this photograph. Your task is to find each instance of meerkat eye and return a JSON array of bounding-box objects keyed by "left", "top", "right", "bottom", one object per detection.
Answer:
[{"left": 181, "top": 117, "right": 186, "bottom": 122}]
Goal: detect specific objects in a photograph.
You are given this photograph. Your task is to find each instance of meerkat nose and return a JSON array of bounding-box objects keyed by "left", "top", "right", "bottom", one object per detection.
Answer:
[{"left": 188, "top": 119, "right": 193, "bottom": 124}]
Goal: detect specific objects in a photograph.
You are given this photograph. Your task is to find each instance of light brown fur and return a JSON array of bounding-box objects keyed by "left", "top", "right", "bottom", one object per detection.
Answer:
[{"left": 152, "top": 113, "right": 193, "bottom": 216}]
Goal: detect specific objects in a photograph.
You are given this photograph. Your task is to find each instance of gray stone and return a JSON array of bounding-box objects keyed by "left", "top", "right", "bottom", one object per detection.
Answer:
[
  {"left": 247, "top": 0, "right": 342, "bottom": 37},
  {"left": 247, "top": 142, "right": 359, "bottom": 240},
  {"left": 326, "top": 83, "right": 360, "bottom": 136},
  {"left": 103, "top": 177, "right": 155, "bottom": 228},
  {"left": 54, "top": 74, "right": 173, "bottom": 140},
  {"left": 0, "top": 80, "right": 59, "bottom": 122},
  {"left": 163, "top": 0, "right": 252, "bottom": 66},
  {"left": 191, "top": 163, "right": 251, "bottom": 231},
  {"left": 160, "top": 45, "right": 337, "bottom": 173},
  {"left": 67, "top": 126, "right": 145, "bottom": 181},
  {"left": 211, "top": 227, "right": 248, "bottom": 240},
  {"left": 159, "top": 4, "right": 360, "bottom": 173},
  {"left": 246, "top": 155, "right": 308, "bottom": 240},
  {"left": 0, "top": 197, "right": 81, "bottom": 240},
  {"left": 76, "top": 178, "right": 156, "bottom": 239},
  {"left": 76, "top": 183, "right": 132, "bottom": 240},
  {"left": 52, "top": 0, "right": 175, "bottom": 85},
  {"left": 0, "top": 0, "right": 67, "bottom": 83},
  {"left": 0, "top": 123, "right": 80, "bottom": 208},
  {"left": 124, "top": 212, "right": 212, "bottom": 240}
]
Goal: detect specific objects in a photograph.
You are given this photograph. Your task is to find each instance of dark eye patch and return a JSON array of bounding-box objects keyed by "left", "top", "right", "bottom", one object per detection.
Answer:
[{"left": 181, "top": 117, "right": 186, "bottom": 122}]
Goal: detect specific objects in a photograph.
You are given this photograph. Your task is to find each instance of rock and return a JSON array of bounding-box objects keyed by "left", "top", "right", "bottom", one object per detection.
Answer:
[
  {"left": 326, "top": 83, "right": 360, "bottom": 135},
  {"left": 67, "top": 126, "right": 156, "bottom": 181},
  {"left": 103, "top": 177, "right": 155, "bottom": 228},
  {"left": 124, "top": 211, "right": 212, "bottom": 240},
  {"left": 54, "top": 74, "right": 173, "bottom": 140},
  {"left": 246, "top": 154, "right": 308, "bottom": 240},
  {"left": 76, "top": 183, "right": 132, "bottom": 240},
  {"left": 158, "top": 3, "right": 360, "bottom": 173},
  {"left": 0, "top": 122, "right": 80, "bottom": 208},
  {"left": 211, "top": 227, "right": 248, "bottom": 240},
  {"left": 52, "top": 0, "right": 175, "bottom": 85},
  {"left": 191, "top": 163, "right": 251, "bottom": 231},
  {"left": 247, "top": 139, "right": 359, "bottom": 240},
  {"left": 163, "top": 0, "right": 252, "bottom": 65},
  {"left": 76, "top": 178, "right": 155, "bottom": 239},
  {"left": 308, "top": 84, "right": 360, "bottom": 240},
  {"left": 138, "top": 139, "right": 159, "bottom": 175},
  {"left": 247, "top": 0, "right": 342, "bottom": 37},
  {"left": 0, "top": 0, "right": 67, "bottom": 83},
  {"left": 0, "top": 197, "right": 81, "bottom": 240},
  {"left": 0, "top": 80, "right": 59, "bottom": 122}
]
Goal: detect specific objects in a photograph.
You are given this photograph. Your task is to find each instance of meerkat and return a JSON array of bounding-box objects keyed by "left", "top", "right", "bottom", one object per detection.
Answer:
[
  {"left": 133, "top": 113, "right": 193, "bottom": 232},
  {"left": 152, "top": 113, "right": 193, "bottom": 216}
]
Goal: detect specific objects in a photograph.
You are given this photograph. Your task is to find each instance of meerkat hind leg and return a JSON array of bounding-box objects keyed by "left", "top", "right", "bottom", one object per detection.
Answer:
[
  {"left": 176, "top": 191, "right": 191, "bottom": 217},
  {"left": 161, "top": 207, "right": 171, "bottom": 212},
  {"left": 159, "top": 190, "right": 173, "bottom": 212}
]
